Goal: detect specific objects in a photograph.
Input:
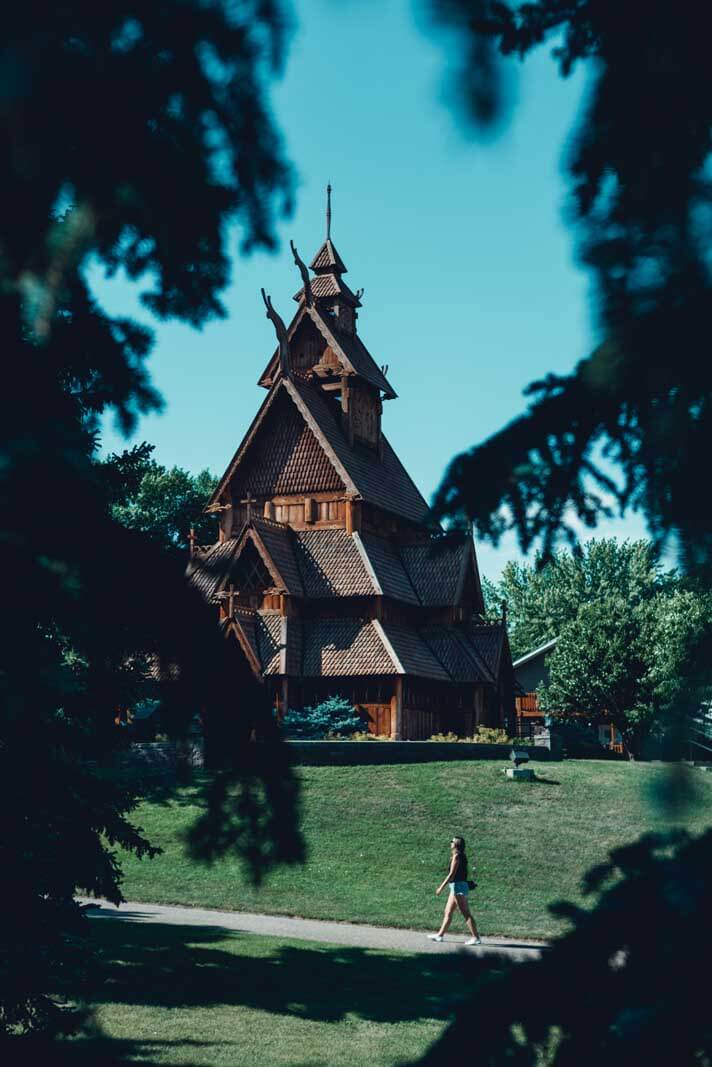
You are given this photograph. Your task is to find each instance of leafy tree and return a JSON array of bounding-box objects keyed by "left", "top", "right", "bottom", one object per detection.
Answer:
[
  {"left": 538, "top": 595, "right": 705, "bottom": 758},
  {"left": 282, "top": 697, "right": 363, "bottom": 739},
  {"left": 485, "top": 539, "right": 711, "bottom": 756},
  {"left": 1, "top": 1, "right": 302, "bottom": 1039},
  {"left": 484, "top": 539, "right": 667, "bottom": 660},
  {"left": 102, "top": 444, "right": 219, "bottom": 549}
]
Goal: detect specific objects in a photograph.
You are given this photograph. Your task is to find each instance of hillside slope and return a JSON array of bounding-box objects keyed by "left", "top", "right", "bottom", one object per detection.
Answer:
[{"left": 118, "top": 761, "right": 712, "bottom": 938}]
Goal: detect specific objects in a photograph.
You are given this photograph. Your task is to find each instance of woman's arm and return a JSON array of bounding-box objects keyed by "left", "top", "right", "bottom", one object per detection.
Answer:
[{"left": 435, "top": 855, "right": 457, "bottom": 896}]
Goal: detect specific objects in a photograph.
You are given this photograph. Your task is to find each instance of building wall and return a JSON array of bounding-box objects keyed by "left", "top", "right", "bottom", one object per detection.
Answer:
[{"left": 515, "top": 654, "right": 551, "bottom": 694}]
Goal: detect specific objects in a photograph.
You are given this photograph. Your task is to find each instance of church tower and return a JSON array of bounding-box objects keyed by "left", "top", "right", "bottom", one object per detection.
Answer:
[{"left": 189, "top": 190, "right": 515, "bottom": 739}]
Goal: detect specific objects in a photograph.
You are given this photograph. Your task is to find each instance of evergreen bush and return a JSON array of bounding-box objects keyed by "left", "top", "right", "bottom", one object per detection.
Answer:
[{"left": 282, "top": 697, "right": 363, "bottom": 740}]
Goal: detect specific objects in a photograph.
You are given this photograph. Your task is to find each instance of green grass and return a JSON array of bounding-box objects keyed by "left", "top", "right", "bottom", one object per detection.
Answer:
[
  {"left": 64, "top": 917, "right": 476, "bottom": 1066},
  {"left": 118, "top": 760, "right": 712, "bottom": 940}
]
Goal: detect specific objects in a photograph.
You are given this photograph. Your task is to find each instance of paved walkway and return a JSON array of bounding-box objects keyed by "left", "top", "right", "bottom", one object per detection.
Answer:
[{"left": 82, "top": 898, "right": 547, "bottom": 961}]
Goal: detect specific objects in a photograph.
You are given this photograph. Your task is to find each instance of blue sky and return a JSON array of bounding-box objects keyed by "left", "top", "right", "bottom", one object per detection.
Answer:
[{"left": 94, "top": 0, "right": 647, "bottom": 580}]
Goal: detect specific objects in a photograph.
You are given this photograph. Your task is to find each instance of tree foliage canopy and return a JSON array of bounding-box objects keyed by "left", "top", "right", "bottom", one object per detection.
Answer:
[
  {"left": 0, "top": 0, "right": 301, "bottom": 1038},
  {"left": 484, "top": 539, "right": 668, "bottom": 660},
  {"left": 430, "top": 2, "right": 712, "bottom": 573},
  {"left": 421, "top": 5, "right": 712, "bottom": 1061},
  {"left": 485, "top": 541, "right": 711, "bottom": 755},
  {"left": 101, "top": 443, "right": 219, "bottom": 549}
]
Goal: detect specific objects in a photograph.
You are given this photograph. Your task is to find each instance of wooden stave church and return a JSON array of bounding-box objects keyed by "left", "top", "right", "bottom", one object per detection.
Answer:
[{"left": 189, "top": 199, "right": 515, "bottom": 739}]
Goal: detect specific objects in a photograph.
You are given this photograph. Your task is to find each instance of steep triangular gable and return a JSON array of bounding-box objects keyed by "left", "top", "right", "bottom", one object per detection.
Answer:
[
  {"left": 209, "top": 382, "right": 350, "bottom": 508},
  {"left": 257, "top": 303, "right": 396, "bottom": 398},
  {"left": 232, "top": 522, "right": 303, "bottom": 596}
]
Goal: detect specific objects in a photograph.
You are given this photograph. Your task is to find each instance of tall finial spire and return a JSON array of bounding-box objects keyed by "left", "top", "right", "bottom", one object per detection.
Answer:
[{"left": 326, "top": 182, "right": 332, "bottom": 240}]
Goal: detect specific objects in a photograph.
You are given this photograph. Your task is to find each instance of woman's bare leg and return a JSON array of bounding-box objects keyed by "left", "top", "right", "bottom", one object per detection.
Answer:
[
  {"left": 437, "top": 893, "right": 458, "bottom": 936},
  {"left": 456, "top": 894, "right": 480, "bottom": 939}
]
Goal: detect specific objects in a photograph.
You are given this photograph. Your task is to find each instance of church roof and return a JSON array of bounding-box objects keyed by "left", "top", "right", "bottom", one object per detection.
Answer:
[
  {"left": 224, "top": 608, "right": 503, "bottom": 684},
  {"left": 399, "top": 539, "right": 473, "bottom": 607},
  {"left": 289, "top": 378, "right": 429, "bottom": 524},
  {"left": 379, "top": 622, "right": 452, "bottom": 681},
  {"left": 293, "top": 274, "right": 360, "bottom": 305},
  {"left": 310, "top": 238, "right": 347, "bottom": 274},
  {"left": 209, "top": 377, "right": 428, "bottom": 525},
  {"left": 465, "top": 622, "right": 507, "bottom": 679},
  {"left": 307, "top": 307, "right": 393, "bottom": 396},
  {"left": 189, "top": 525, "right": 484, "bottom": 615},
  {"left": 293, "top": 529, "right": 374, "bottom": 598},
  {"left": 258, "top": 303, "right": 396, "bottom": 398},
  {"left": 186, "top": 539, "right": 240, "bottom": 602},
  {"left": 302, "top": 618, "right": 396, "bottom": 676},
  {"left": 420, "top": 625, "right": 494, "bottom": 684},
  {"left": 247, "top": 518, "right": 305, "bottom": 596}
]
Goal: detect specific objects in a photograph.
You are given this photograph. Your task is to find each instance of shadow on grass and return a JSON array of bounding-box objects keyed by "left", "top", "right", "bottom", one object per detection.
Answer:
[
  {"left": 100, "top": 768, "right": 210, "bottom": 809},
  {"left": 29, "top": 916, "right": 506, "bottom": 1065},
  {"left": 87, "top": 916, "right": 491, "bottom": 1023},
  {"left": 532, "top": 775, "right": 561, "bottom": 785}
]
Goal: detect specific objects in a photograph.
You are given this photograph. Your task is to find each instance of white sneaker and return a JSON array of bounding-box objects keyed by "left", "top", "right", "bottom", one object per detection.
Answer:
[
  {"left": 465, "top": 937, "right": 482, "bottom": 946},
  {"left": 428, "top": 933, "right": 444, "bottom": 942}
]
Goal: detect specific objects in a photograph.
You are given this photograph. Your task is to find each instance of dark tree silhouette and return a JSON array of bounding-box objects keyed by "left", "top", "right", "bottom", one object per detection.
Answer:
[
  {"left": 0, "top": 2, "right": 303, "bottom": 1038},
  {"left": 416, "top": 4, "right": 712, "bottom": 1063},
  {"left": 428, "top": 2, "right": 712, "bottom": 574}
]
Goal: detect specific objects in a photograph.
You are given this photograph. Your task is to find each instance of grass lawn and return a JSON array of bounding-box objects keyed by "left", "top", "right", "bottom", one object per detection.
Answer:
[
  {"left": 63, "top": 917, "right": 478, "bottom": 1066},
  {"left": 117, "top": 760, "right": 712, "bottom": 940}
]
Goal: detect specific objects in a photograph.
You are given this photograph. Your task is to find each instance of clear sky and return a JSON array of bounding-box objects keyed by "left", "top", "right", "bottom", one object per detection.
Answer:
[{"left": 94, "top": 0, "right": 647, "bottom": 580}]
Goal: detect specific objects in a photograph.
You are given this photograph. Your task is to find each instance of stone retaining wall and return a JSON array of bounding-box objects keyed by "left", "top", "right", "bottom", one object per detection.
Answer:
[
  {"left": 110, "top": 738, "right": 558, "bottom": 776},
  {"left": 286, "top": 740, "right": 560, "bottom": 766}
]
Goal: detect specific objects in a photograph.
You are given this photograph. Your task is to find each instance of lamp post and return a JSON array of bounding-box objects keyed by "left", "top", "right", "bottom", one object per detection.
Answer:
[{"left": 506, "top": 748, "right": 534, "bottom": 780}]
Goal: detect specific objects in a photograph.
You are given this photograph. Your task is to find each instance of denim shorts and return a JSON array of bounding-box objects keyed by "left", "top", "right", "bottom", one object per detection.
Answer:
[{"left": 449, "top": 881, "right": 469, "bottom": 896}]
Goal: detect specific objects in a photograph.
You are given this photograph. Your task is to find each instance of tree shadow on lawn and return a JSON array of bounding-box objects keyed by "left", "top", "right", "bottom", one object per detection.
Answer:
[
  {"left": 87, "top": 916, "right": 498, "bottom": 1025},
  {"left": 11, "top": 1033, "right": 232, "bottom": 1067},
  {"left": 28, "top": 917, "right": 507, "bottom": 1066}
]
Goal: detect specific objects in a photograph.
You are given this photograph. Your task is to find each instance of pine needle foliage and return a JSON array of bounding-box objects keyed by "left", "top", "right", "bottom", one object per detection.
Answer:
[{"left": 0, "top": 1, "right": 302, "bottom": 1038}]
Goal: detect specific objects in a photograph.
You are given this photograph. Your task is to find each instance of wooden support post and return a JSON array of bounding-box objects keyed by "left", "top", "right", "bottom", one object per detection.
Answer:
[
  {"left": 391, "top": 677, "right": 403, "bottom": 740},
  {"left": 264, "top": 500, "right": 274, "bottom": 520},
  {"left": 345, "top": 498, "right": 361, "bottom": 535}
]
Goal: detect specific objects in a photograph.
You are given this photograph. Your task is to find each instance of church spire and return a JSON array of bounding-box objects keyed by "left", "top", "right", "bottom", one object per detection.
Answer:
[{"left": 291, "top": 184, "right": 361, "bottom": 320}]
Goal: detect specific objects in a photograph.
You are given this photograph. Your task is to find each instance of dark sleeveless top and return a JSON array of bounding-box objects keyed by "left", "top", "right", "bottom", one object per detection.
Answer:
[{"left": 451, "top": 852, "right": 468, "bottom": 881}]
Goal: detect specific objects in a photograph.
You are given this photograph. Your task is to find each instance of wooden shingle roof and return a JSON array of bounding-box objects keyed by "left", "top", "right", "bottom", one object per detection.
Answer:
[
  {"left": 302, "top": 618, "right": 397, "bottom": 677},
  {"left": 466, "top": 623, "right": 507, "bottom": 679},
  {"left": 248, "top": 518, "right": 304, "bottom": 596},
  {"left": 379, "top": 622, "right": 452, "bottom": 681},
  {"left": 210, "top": 378, "right": 429, "bottom": 526},
  {"left": 226, "top": 605, "right": 503, "bottom": 686},
  {"left": 190, "top": 526, "right": 485, "bottom": 616},
  {"left": 256, "top": 612, "right": 282, "bottom": 674},
  {"left": 306, "top": 307, "right": 394, "bottom": 397},
  {"left": 310, "top": 238, "right": 347, "bottom": 274},
  {"left": 257, "top": 304, "right": 396, "bottom": 398},
  {"left": 358, "top": 532, "right": 420, "bottom": 604},
  {"left": 289, "top": 379, "right": 430, "bottom": 525},
  {"left": 420, "top": 626, "right": 494, "bottom": 684},
  {"left": 186, "top": 540, "right": 239, "bottom": 602},
  {"left": 293, "top": 529, "right": 375, "bottom": 597},
  {"left": 399, "top": 539, "right": 471, "bottom": 607}
]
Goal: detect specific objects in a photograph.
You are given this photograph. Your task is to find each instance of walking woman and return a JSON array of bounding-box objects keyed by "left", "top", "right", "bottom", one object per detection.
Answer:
[{"left": 428, "top": 835, "right": 482, "bottom": 945}]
